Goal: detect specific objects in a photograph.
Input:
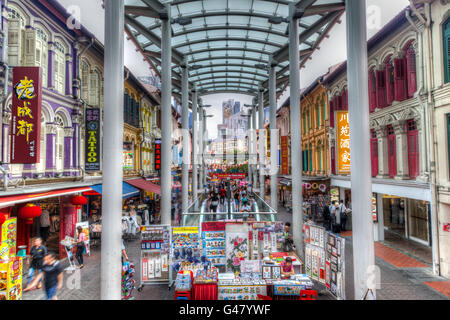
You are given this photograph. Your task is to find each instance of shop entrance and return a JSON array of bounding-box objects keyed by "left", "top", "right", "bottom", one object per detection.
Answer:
[{"left": 383, "top": 196, "right": 405, "bottom": 236}]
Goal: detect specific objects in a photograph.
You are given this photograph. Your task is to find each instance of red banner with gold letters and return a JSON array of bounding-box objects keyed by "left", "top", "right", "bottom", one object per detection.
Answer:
[{"left": 10, "top": 67, "right": 42, "bottom": 164}]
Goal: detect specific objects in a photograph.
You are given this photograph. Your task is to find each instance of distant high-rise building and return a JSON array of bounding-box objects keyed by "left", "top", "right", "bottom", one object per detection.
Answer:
[{"left": 233, "top": 101, "right": 240, "bottom": 114}]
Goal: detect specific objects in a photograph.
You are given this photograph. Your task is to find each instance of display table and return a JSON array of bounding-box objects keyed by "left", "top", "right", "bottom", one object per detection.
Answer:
[
  {"left": 218, "top": 278, "right": 267, "bottom": 300},
  {"left": 267, "top": 277, "right": 313, "bottom": 300},
  {"left": 192, "top": 282, "right": 218, "bottom": 300}
]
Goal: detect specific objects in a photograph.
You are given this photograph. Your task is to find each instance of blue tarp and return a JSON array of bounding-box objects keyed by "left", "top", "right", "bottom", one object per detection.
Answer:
[{"left": 90, "top": 182, "right": 140, "bottom": 199}]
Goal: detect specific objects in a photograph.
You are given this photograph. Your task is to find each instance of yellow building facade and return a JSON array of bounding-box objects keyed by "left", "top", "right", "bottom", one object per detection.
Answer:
[
  {"left": 301, "top": 83, "right": 330, "bottom": 177},
  {"left": 123, "top": 79, "right": 142, "bottom": 177}
]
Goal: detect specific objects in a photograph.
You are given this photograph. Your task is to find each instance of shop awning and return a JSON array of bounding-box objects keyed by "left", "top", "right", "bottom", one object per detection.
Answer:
[
  {"left": 0, "top": 187, "right": 92, "bottom": 208},
  {"left": 90, "top": 182, "right": 140, "bottom": 199},
  {"left": 125, "top": 179, "right": 161, "bottom": 195}
]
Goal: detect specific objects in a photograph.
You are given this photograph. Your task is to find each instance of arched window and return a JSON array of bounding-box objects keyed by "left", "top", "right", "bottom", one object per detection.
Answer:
[
  {"left": 369, "top": 68, "right": 377, "bottom": 112},
  {"left": 385, "top": 55, "right": 395, "bottom": 106},
  {"left": 55, "top": 115, "right": 65, "bottom": 172},
  {"left": 404, "top": 42, "right": 417, "bottom": 98},
  {"left": 316, "top": 102, "right": 320, "bottom": 127},
  {"left": 54, "top": 41, "right": 66, "bottom": 94},
  {"left": 34, "top": 27, "right": 49, "bottom": 86},
  {"left": 8, "top": 6, "right": 26, "bottom": 66},
  {"left": 90, "top": 70, "right": 100, "bottom": 106},
  {"left": 81, "top": 60, "right": 90, "bottom": 101},
  {"left": 445, "top": 18, "right": 450, "bottom": 83}
]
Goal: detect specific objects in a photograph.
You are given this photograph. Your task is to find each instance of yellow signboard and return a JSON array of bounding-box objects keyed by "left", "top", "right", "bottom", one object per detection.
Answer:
[
  {"left": 172, "top": 227, "right": 199, "bottom": 234},
  {"left": 336, "top": 111, "right": 350, "bottom": 174}
]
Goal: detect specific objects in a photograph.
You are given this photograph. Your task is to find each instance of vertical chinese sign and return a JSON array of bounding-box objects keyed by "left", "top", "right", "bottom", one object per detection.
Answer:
[
  {"left": 85, "top": 108, "right": 101, "bottom": 171},
  {"left": 281, "top": 136, "right": 289, "bottom": 175},
  {"left": 10, "top": 67, "right": 42, "bottom": 164},
  {"left": 154, "top": 139, "right": 161, "bottom": 171},
  {"left": 336, "top": 111, "right": 350, "bottom": 174}
]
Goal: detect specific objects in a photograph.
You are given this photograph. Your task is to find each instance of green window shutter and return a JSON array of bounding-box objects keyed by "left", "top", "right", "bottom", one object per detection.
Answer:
[
  {"left": 445, "top": 19, "right": 450, "bottom": 83},
  {"left": 447, "top": 114, "right": 450, "bottom": 172}
]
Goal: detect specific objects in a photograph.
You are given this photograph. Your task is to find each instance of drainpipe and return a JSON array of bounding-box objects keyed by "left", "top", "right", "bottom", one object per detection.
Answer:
[
  {"left": 408, "top": 1, "right": 440, "bottom": 276},
  {"left": 75, "top": 37, "right": 94, "bottom": 181},
  {"left": 0, "top": 27, "right": 9, "bottom": 189}
]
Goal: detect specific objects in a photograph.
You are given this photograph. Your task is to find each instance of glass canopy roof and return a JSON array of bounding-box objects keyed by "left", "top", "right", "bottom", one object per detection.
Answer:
[{"left": 124, "top": 0, "right": 345, "bottom": 99}]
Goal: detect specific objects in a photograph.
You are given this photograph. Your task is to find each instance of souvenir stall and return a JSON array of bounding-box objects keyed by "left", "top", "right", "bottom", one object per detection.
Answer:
[
  {"left": 304, "top": 222, "right": 346, "bottom": 300},
  {"left": 138, "top": 225, "right": 171, "bottom": 291},
  {"left": 177, "top": 221, "right": 312, "bottom": 301}
]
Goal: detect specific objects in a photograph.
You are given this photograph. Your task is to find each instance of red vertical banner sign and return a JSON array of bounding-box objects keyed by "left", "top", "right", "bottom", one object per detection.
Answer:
[
  {"left": 154, "top": 139, "right": 161, "bottom": 171},
  {"left": 281, "top": 136, "right": 289, "bottom": 175},
  {"left": 10, "top": 67, "right": 42, "bottom": 164}
]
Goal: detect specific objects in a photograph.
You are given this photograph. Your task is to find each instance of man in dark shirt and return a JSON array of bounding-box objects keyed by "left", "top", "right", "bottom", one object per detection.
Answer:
[
  {"left": 24, "top": 252, "right": 63, "bottom": 300},
  {"left": 27, "top": 237, "right": 47, "bottom": 288}
]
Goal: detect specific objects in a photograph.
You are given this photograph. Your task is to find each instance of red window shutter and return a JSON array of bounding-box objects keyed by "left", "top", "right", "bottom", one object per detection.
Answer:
[
  {"left": 387, "top": 127, "right": 397, "bottom": 178},
  {"left": 369, "top": 71, "right": 377, "bottom": 112},
  {"left": 337, "top": 95, "right": 342, "bottom": 110},
  {"left": 370, "top": 138, "right": 379, "bottom": 177},
  {"left": 406, "top": 47, "right": 417, "bottom": 98},
  {"left": 407, "top": 121, "right": 419, "bottom": 179},
  {"left": 385, "top": 61, "right": 394, "bottom": 106},
  {"left": 394, "top": 58, "right": 407, "bottom": 101},
  {"left": 331, "top": 146, "right": 336, "bottom": 175},
  {"left": 343, "top": 90, "right": 348, "bottom": 110},
  {"left": 376, "top": 70, "right": 387, "bottom": 108},
  {"left": 330, "top": 99, "right": 335, "bottom": 128}
]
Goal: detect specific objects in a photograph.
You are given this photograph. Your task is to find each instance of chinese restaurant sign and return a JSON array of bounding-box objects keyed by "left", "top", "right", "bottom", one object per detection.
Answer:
[
  {"left": 10, "top": 67, "right": 42, "bottom": 164},
  {"left": 336, "top": 111, "right": 350, "bottom": 174},
  {"left": 281, "top": 136, "right": 289, "bottom": 175},
  {"left": 85, "top": 108, "right": 101, "bottom": 172},
  {"left": 154, "top": 139, "right": 161, "bottom": 171}
]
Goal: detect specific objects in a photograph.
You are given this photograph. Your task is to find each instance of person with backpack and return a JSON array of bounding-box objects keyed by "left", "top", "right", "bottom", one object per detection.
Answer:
[
  {"left": 322, "top": 203, "right": 331, "bottom": 231},
  {"left": 339, "top": 200, "right": 348, "bottom": 231}
]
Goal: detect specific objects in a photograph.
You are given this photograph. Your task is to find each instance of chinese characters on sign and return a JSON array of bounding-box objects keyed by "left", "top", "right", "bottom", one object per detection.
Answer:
[
  {"left": 281, "top": 136, "right": 289, "bottom": 175},
  {"left": 154, "top": 140, "right": 161, "bottom": 171},
  {"left": 336, "top": 111, "right": 350, "bottom": 174},
  {"left": 10, "top": 67, "right": 42, "bottom": 164},
  {"left": 85, "top": 108, "right": 102, "bottom": 171}
]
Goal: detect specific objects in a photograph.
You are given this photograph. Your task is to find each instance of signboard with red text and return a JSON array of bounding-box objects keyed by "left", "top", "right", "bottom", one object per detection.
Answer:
[{"left": 10, "top": 67, "right": 42, "bottom": 164}]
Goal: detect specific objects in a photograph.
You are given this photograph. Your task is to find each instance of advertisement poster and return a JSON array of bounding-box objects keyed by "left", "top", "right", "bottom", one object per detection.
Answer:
[
  {"left": 1, "top": 218, "right": 17, "bottom": 259},
  {"left": 0, "top": 257, "right": 23, "bottom": 300},
  {"left": 10, "top": 67, "right": 42, "bottom": 164},
  {"left": 281, "top": 136, "right": 289, "bottom": 175},
  {"left": 202, "top": 222, "right": 226, "bottom": 266},
  {"left": 85, "top": 108, "right": 101, "bottom": 172},
  {"left": 336, "top": 111, "right": 350, "bottom": 174}
]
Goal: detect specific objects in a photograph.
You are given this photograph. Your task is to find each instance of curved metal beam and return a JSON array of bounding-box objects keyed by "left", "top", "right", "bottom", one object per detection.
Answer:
[
  {"left": 195, "top": 80, "right": 260, "bottom": 88},
  {"left": 198, "top": 84, "right": 259, "bottom": 91},
  {"left": 188, "top": 63, "right": 269, "bottom": 73},
  {"left": 191, "top": 75, "right": 266, "bottom": 83},
  {"left": 172, "top": 37, "right": 284, "bottom": 50},
  {"left": 198, "top": 89, "right": 258, "bottom": 97},
  {"left": 188, "top": 55, "right": 268, "bottom": 65},
  {"left": 189, "top": 69, "right": 268, "bottom": 79},
  {"left": 173, "top": 25, "right": 288, "bottom": 39},
  {"left": 178, "top": 47, "right": 271, "bottom": 57}
]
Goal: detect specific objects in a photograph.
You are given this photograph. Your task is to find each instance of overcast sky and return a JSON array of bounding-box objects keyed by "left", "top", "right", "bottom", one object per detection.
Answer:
[{"left": 58, "top": 0, "right": 409, "bottom": 139}]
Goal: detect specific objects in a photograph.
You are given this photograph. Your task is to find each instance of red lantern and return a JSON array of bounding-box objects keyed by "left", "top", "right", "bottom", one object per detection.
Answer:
[
  {"left": 71, "top": 195, "right": 87, "bottom": 206},
  {"left": 18, "top": 204, "right": 42, "bottom": 225}
]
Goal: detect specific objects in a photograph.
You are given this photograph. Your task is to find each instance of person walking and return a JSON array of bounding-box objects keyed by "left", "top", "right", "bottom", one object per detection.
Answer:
[
  {"left": 39, "top": 209, "right": 51, "bottom": 243},
  {"left": 75, "top": 226, "right": 86, "bottom": 269},
  {"left": 322, "top": 203, "right": 331, "bottom": 231},
  {"left": 27, "top": 237, "right": 47, "bottom": 288},
  {"left": 339, "top": 200, "right": 348, "bottom": 231},
  {"left": 24, "top": 252, "right": 63, "bottom": 300}
]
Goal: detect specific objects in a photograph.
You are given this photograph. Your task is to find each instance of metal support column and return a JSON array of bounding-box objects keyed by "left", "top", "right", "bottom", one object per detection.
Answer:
[
  {"left": 160, "top": 4, "right": 172, "bottom": 225},
  {"left": 346, "top": 0, "right": 376, "bottom": 300},
  {"left": 248, "top": 109, "right": 253, "bottom": 188},
  {"left": 269, "top": 56, "right": 278, "bottom": 211},
  {"left": 101, "top": 0, "right": 124, "bottom": 300},
  {"left": 181, "top": 58, "right": 189, "bottom": 211},
  {"left": 258, "top": 88, "right": 265, "bottom": 196},
  {"left": 289, "top": 3, "right": 303, "bottom": 257},
  {"left": 202, "top": 108, "right": 207, "bottom": 187},
  {"left": 251, "top": 106, "right": 257, "bottom": 192},
  {"left": 192, "top": 85, "right": 198, "bottom": 201},
  {"left": 199, "top": 104, "right": 204, "bottom": 191}
]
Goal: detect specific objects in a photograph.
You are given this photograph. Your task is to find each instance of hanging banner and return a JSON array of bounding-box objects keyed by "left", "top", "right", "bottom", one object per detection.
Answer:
[
  {"left": 154, "top": 139, "right": 161, "bottom": 171},
  {"left": 85, "top": 108, "right": 101, "bottom": 172},
  {"left": 10, "top": 67, "right": 42, "bottom": 164},
  {"left": 209, "top": 173, "right": 246, "bottom": 180},
  {"left": 281, "top": 136, "right": 289, "bottom": 175},
  {"left": 336, "top": 111, "right": 350, "bottom": 174}
]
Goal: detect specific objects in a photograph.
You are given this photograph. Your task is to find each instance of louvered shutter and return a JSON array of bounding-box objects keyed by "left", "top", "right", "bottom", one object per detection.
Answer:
[
  {"left": 376, "top": 70, "right": 386, "bottom": 108},
  {"left": 394, "top": 58, "right": 407, "bottom": 101},
  {"left": 8, "top": 19, "right": 22, "bottom": 66},
  {"left": 385, "top": 61, "right": 394, "bottom": 106},
  {"left": 23, "top": 28, "right": 36, "bottom": 66},
  {"left": 370, "top": 138, "right": 379, "bottom": 177},
  {"left": 406, "top": 46, "right": 417, "bottom": 98}
]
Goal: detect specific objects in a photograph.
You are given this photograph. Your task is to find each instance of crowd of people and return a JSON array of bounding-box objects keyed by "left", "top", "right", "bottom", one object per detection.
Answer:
[
  {"left": 206, "top": 179, "right": 254, "bottom": 214},
  {"left": 322, "top": 200, "right": 351, "bottom": 233}
]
